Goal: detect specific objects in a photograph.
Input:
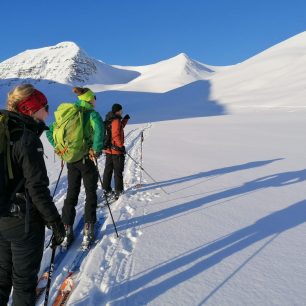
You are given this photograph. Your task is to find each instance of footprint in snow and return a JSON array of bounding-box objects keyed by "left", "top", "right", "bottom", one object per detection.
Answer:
[{"left": 121, "top": 237, "right": 135, "bottom": 253}]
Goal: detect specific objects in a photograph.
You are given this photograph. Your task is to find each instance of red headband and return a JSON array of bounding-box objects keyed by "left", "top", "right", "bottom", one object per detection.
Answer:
[{"left": 17, "top": 89, "right": 48, "bottom": 115}]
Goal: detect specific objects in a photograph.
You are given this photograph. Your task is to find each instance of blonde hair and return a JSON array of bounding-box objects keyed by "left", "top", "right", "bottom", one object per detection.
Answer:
[
  {"left": 72, "top": 87, "right": 90, "bottom": 96},
  {"left": 6, "top": 84, "right": 35, "bottom": 112}
]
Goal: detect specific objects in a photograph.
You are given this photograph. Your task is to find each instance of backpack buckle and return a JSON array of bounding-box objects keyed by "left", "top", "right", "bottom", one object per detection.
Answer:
[
  {"left": 9, "top": 193, "right": 26, "bottom": 219},
  {"left": 9, "top": 203, "right": 23, "bottom": 218}
]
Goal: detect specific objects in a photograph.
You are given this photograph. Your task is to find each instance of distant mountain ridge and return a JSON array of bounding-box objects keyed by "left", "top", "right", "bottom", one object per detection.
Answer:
[
  {"left": 1, "top": 31, "right": 306, "bottom": 121},
  {"left": 0, "top": 41, "right": 139, "bottom": 86}
]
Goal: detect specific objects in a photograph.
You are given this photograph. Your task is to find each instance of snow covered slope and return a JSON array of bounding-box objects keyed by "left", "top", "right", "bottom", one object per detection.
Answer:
[
  {"left": 39, "top": 111, "right": 306, "bottom": 306},
  {"left": 89, "top": 54, "right": 224, "bottom": 123},
  {"left": 211, "top": 31, "right": 306, "bottom": 111}
]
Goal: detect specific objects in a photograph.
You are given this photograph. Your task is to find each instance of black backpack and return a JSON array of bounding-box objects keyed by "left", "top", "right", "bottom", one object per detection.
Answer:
[
  {"left": 0, "top": 112, "right": 27, "bottom": 220},
  {"left": 103, "top": 118, "right": 113, "bottom": 150},
  {"left": 0, "top": 112, "right": 14, "bottom": 215}
]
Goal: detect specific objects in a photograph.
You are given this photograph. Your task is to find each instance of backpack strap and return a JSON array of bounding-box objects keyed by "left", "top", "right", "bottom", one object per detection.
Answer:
[
  {"left": 3, "top": 116, "right": 14, "bottom": 180},
  {"left": 6, "top": 126, "right": 25, "bottom": 181}
]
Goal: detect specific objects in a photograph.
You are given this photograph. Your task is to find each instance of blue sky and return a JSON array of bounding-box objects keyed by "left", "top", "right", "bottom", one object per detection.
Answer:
[{"left": 1, "top": 0, "right": 306, "bottom": 66}]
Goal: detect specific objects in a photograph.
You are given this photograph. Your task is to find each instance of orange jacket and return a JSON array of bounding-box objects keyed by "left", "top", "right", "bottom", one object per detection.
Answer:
[{"left": 104, "top": 116, "right": 128, "bottom": 155}]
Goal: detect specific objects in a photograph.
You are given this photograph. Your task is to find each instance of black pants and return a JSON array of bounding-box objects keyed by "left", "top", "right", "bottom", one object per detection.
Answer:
[
  {"left": 102, "top": 154, "right": 125, "bottom": 193},
  {"left": 0, "top": 218, "right": 44, "bottom": 306},
  {"left": 62, "top": 158, "right": 98, "bottom": 226}
]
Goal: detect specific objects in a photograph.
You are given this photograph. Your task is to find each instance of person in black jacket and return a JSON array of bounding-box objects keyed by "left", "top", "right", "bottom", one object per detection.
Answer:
[{"left": 0, "top": 84, "right": 65, "bottom": 306}]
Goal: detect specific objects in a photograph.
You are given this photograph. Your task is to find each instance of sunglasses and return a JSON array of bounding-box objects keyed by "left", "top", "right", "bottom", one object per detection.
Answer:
[{"left": 44, "top": 104, "right": 49, "bottom": 112}]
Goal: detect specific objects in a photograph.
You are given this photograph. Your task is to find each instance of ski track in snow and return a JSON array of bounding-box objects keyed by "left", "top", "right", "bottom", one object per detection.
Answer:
[{"left": 36, "top": 123, "right": 153, "bottom": 306}]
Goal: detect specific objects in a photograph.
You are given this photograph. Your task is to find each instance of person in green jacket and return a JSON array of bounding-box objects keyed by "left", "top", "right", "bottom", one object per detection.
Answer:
[{"left": 46, "top": 87, "right": 104, "bottom": 247}]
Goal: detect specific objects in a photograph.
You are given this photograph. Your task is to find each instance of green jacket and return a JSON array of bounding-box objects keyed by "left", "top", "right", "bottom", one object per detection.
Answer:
[{"left": 46, "top": 100, "right": 104, "bottom": 153}]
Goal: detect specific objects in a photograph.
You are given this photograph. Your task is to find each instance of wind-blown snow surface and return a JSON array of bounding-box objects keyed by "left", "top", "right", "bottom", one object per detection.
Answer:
[{"left": 38, "top": 111, "right": 306, "bottom": 306}]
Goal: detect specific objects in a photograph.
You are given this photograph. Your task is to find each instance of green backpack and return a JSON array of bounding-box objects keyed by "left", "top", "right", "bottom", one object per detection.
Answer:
[{"left": 53, "top": 103, "right": 90, "bottom": 163}]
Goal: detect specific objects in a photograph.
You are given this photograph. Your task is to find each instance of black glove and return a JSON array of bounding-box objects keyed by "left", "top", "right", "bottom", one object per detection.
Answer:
[
  {"left": 123, "top": 114, "right": 130, "bottom": 120},
  {"left": 95, "top": 151, "right": 102, "bottom": 158},
  {"left": 111, "top": 145, "right": 126, "bottom": 154},
  {"left": 47, "top": 217, "right": 66, "bottom": 247},
  {"left": 119, "top": 146, "right": 126, "bottom": 154}
]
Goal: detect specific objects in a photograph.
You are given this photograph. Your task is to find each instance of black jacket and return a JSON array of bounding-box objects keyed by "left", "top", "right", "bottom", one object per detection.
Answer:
[{"left": 1, "top": 110, "right": 60, "bottom": 224}]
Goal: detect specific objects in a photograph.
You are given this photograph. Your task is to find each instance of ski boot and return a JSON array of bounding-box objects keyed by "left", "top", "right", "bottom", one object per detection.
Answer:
[
  {"left": 81, "top": 222, "right": 95, "bottom": 250},
  {"left": 104, "top": 190, "right": 115, "bottom": 200},
  {"left": 114, "top": 190, "right": 123, "bottom": 201},
  {"left": 103, "top": 190, "right": 117, "bottom": 205},
  {"left": 61, "top": 224, "right": 74, "bottom": 250}
]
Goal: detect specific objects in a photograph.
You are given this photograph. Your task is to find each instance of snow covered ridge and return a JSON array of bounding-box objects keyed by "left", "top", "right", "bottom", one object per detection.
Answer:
[
  {"left": 0, "top": 41, "right": 216, "bottom": 92},
  {"left": 0, "top": 41, "right": 223, "bottom": 122},
  {"left": 100, "top": 53, "right": 217, "bottom": 93},
  {"left": 1, "top": 30, "right": 306, "bottom": 115},
  {"left": 0, "top": 41, "right": 139, "bottom": 86}
]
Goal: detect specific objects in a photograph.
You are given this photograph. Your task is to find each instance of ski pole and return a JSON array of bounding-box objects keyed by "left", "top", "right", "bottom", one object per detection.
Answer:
[
  {"left": 126, "top": 152, "right": 169, "bottom": 195},
  {"left": 52, "top": 160, "right": 65, "bottom": 198},
  {"left": 44, "top": 243, "right": 57, "bottom": 306},
  {"left": 137, "top": 131, "right": 144, "bottom": 188},
  {"left": 94, "top": 158, "right": 119, "bottom": 238}
]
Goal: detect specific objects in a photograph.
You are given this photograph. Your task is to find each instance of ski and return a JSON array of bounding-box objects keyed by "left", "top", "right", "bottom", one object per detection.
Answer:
[
  {"left": 35, "top": 217, "right": 84, "bottom": 301},
  {"left": 52, "top": 211, "right": 106, "bottom": 305},
  {"left": 36, "top": 272, "right": 49, "bottom": 298},
  {"left": 52, "top": 272, "right": 75, "bottom": 305}
]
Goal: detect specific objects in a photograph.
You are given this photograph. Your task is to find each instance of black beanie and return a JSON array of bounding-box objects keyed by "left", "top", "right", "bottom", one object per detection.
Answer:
[{"left": 112, "top": 103, "right": 122, "bottom": 113}]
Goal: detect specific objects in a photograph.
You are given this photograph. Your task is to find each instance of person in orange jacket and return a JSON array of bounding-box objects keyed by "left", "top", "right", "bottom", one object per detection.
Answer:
[{"left": 102, "top": 103, "right": 130, "bottom": 200}]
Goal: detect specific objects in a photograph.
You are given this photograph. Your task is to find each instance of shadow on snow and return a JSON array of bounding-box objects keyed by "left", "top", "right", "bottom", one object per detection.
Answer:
[
  {"left": 111, "top": 199, "right": 306, "bottom": 305},
  {"left": 0, "top": 79, "right": 226, "bottom": 124},
  {"left": 138, "top": 159, "right": 284, "bottom": 194},
  {"left": 107, "top": 162, "right": 306, "bottom": 304}
]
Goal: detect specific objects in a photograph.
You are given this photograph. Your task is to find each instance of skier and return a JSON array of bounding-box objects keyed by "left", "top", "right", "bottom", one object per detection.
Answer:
[
  {"left": 46, "top": 87, "right": 104, "bottom": 247},
  {"left": 102, "top": 103, "right": 130, "bottom": 200},
  {"left": 0, "top": 84, "right": 65, "bottom": 306}
]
